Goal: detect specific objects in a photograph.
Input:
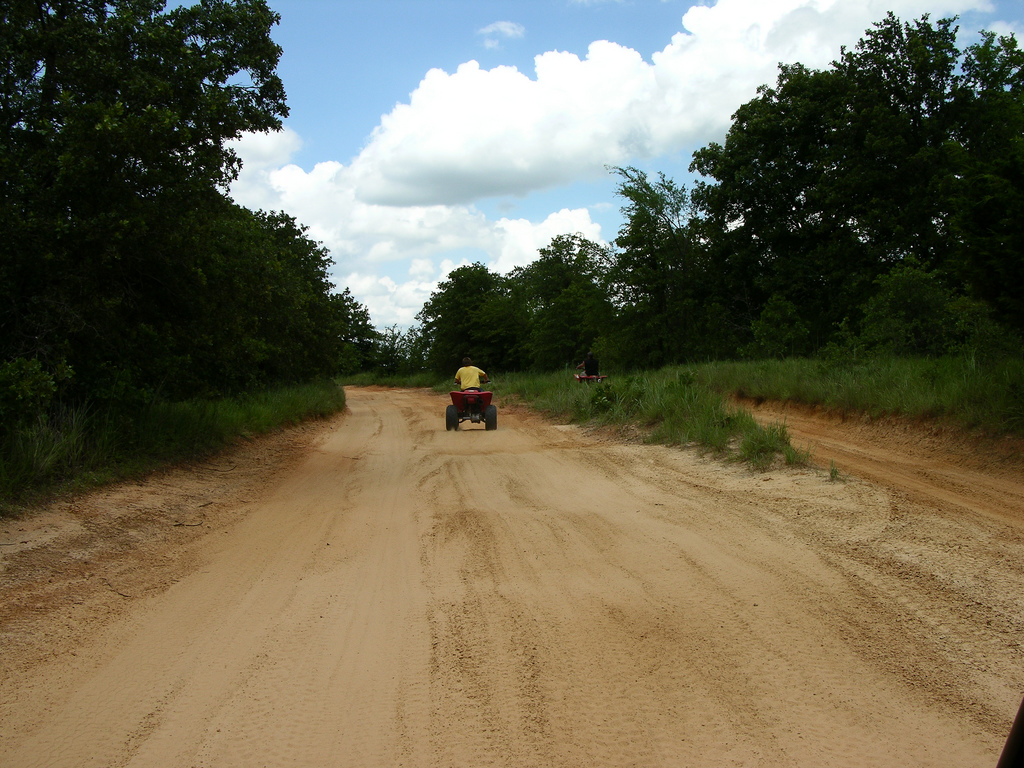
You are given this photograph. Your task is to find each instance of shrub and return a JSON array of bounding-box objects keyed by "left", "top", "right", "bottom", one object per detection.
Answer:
[
  {"left": 0, "top": 358, "right": 64, "bottom": 431},
  {"left": 859, "top": 259, "right": 954, "bottom": 356}
]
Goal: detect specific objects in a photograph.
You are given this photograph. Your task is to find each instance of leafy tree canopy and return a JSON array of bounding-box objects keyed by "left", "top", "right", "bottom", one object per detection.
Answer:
[
  {"left": 416, "top": 263, "right": 509, "bottom": 374},
  {"left": 1, "top": 1, "right": 374, "bottom": 419},
  {"left": 690, "top": 13, "right": 1024, "bottom": 339}
]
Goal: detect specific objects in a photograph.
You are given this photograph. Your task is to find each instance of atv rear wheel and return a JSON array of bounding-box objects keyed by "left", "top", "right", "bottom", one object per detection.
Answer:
[
  {"left": 484, "top": 404, "right": 497, "bottom": 431},
  {"left": 445, "top": 404, "right": 459, "bottom": 431}
]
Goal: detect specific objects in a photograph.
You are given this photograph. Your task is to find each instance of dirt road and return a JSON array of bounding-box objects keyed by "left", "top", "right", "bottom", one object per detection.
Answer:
[{"left": 2, "top": 386, "right": 1023, "bottom": 767}]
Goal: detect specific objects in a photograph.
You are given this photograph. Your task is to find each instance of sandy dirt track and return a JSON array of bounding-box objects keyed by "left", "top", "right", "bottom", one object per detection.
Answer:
[{"left": 2, "top": 386, "right": 1023, "bottom": 767}]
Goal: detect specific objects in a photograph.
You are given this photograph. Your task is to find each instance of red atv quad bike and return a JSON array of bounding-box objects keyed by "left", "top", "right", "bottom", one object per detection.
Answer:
[
  {"left": 574, "top": 373, "right": 608, "bottom": 383},
  {"left": 446, "top": 390, "right": 497, "bottom": 431}
]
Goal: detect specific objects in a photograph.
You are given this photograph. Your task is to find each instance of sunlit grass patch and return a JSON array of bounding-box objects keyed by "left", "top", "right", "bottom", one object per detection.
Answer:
[
  {"left": 739, "top": 420, "right": 793, "bottom": 471},
  {"left": 499, "top": 367, "right": 808, "bottom": 469}
]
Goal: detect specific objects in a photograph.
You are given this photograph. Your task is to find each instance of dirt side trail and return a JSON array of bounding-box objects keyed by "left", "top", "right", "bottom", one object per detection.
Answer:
[
  {"left": 743, "top": 399, "right": 1024, "bottom": 527},
  {"left": 1, "top": 386, "right": 1022, "bottom": 767}
]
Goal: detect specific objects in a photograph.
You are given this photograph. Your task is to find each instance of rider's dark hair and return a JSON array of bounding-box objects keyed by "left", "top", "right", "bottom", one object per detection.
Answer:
[{"left": 462, "top": 357, "right": 472, "bottom": 365}]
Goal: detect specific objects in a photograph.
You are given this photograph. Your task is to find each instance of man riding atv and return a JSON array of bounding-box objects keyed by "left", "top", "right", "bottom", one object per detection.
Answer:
[
  {"left": 454, "top": 357, "right": 489, "bottom": 391},
  {"left": 447, "top": 357, "right": 496, "bottom": 430}
]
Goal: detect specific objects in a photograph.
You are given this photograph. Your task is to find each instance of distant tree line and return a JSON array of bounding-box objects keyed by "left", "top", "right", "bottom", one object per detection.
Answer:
[
  {"left": 1, "top": 0, "right": 376, "bottom": 431},
  {"left": 386, "top": 14, "right": 1023, "bottom": 376}
]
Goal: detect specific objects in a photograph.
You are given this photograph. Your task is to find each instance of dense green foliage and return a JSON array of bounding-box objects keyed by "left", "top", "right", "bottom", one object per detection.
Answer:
[
  {"left": 392, "top": 14, "right": 1022, "bottom": 380},
  {"left": 1, "top": 1, "right": 373, "bottom": 412},
  {"left": 414, "top": 234, "right": 612, "bottom": 374},
  {"left": 1, "top": 1, "right": 375, "bottom": 503},
  {"left": 1, "top": 379, "right": 345, "bottom": 511},
  {"left": 689, "top": 13, "right": 1024, "bottom": 353}
]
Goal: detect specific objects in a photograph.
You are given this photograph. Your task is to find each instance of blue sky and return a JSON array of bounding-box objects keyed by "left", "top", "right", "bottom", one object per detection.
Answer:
[{"left": 227, "top": 0, "right": 1024, "bottom": 329}]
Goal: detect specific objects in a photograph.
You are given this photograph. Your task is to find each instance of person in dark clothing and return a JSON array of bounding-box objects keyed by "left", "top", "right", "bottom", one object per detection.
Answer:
[{"left": 576, "top": 352, "right": 599, "bottom": 377}]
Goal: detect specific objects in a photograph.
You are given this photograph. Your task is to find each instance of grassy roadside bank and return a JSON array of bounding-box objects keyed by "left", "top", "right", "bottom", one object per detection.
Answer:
[
  {"left": 693, "top": 356, "right": 1024, "bottom": 437},
  {"left": 495, "top": 369, "right": 809, "bottom": 470},
  {"left": 1, "top": 380, "right": 346, "bottom": 514}
]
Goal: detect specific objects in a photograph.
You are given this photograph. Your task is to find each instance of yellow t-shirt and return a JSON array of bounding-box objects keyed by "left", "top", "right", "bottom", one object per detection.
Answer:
[{"left": 455, "top": 365, "right": 487, "bottom": 389}]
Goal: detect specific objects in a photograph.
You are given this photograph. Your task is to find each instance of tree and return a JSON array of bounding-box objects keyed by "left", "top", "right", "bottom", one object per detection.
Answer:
[
  {"left": 689, "top": 13, "right": 1024, "bottom": 350},
  {"left": 831, "top": 14, "right": 961, "bottom": 272},
  {"left": 691, "top": 62, "right": 865, "bottom": 348},
  {"left": 511, "top": 234, "right": 612, "bottom": 370},
  {"left": 858, "top": 259, "right": 954, "bottom": 356},
  {"left": 606, "top": 166, "right": 699, "bottom": 367},
  {"left": 332, "top": 289, "right": 377, "bottom": 376},
  {"left": 0, "top": 0, "right": 290, "bottom": 402},
  {"left": 947, "top": 31, "right": 1024, "bottom": 332},
  {"left": 372, "top": 325, "right": 428, "bottom": 376},
  {"left": 744, "top": 295, "right": 811, "bottom": 359},
  {"left": 416, "top": 264, "right": 515, "bottom": 374},
  {"left": 110, "top": 201, "right": 368, "bottom": 398}
]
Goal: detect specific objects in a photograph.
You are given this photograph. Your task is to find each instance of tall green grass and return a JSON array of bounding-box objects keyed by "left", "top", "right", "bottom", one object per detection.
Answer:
[
  {"left": 694, "top": 355, "right": 1024, "bottom": 435},
  {"left": 498, "top": 369, "right": 809, "bottom": 470},
  {"left": 1, "top": 379, "right": 346, "bottom": 512}
]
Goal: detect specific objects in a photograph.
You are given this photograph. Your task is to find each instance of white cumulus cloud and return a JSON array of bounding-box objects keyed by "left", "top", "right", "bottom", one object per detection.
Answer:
[
  {"left": 230, "top": 0, "right": 997, "bottom": 327},
  {"left": 494, "top": 209, "right": 605, "bottom": 274},
  {"left": 351, "top": 0, "right": 988, "bottom": 208},
  {"left": 228, "top": 131, "right": 605, "bottom": 326}
]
